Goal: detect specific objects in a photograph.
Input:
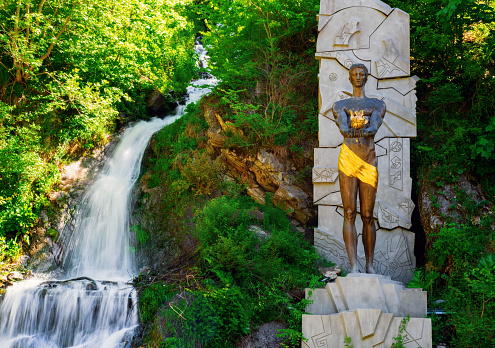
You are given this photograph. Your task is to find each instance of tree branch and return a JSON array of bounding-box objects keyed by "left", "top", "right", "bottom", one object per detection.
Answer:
[
  {"left": 40, "top": 11, "right": 73, "bottom": 61},
  {"left": 36, "top": 0, "right": 47, "bottom": 25}
]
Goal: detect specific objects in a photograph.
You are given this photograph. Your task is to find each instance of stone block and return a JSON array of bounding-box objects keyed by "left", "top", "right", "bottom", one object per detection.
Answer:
[
  {"left": 336, "top": 277, "right": 388, "bottom": 312},
  {"left": 302, "top": 312, "right": 432, "bottom": 348},
  {"left": 318, "top": 113, "right": 343, "bottom": 147},
  {"left": 305, "top": 288, "right": 337, "bottom": 315},
  {"left": 306, "top": 275, "right": 426, "bottom": 318},
  {"left": 354, "top": 9, "right": 410, "bottom": 78},
  {"left": 319, "top": 0, "right": 393, "bottom": 16},
  {"left": 381, "top": 283, "right": 401, "bottom": 316},
  {"left": 326, "top": 282, "right": 347, "bottom": 313},
  {"left": 317, "top": 7, "right": 386, "bottom": 53},
  {"left": 356, "top": 308, "right": 382, "bottom": 339},
  {"left": 383, "top": 317, "right": 432, "bottom": 348},
  {"left": 398, "top": 289, "right": 427, "bottom": 318}
]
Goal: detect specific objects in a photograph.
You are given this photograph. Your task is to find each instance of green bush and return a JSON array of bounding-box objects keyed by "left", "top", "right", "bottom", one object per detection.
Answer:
[{"left": 139, "top": 194, "right": 321, "bottom": 347}]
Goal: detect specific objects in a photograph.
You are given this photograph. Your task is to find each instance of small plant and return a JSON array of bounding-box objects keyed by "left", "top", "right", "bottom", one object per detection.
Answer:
[
  {"left": 344, "top": 335, "right": 354, "bottom": 348},
  {"left": 391, "top": 316, "right": 410, "bottom": 348}
]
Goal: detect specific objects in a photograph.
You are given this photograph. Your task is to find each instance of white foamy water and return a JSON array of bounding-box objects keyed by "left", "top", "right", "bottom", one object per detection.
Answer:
[{"left": 0, "top": 43, "right": 217, "bottom": 347}]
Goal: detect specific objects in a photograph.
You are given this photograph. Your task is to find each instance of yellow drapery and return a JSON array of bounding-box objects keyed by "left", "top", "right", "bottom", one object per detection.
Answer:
[{"left": 338, "top": 143, "right": 378, "bottom": 189}]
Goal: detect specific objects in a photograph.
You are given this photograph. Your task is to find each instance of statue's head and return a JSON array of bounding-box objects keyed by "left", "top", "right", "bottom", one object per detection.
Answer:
[{"left": 349, "top": 63, "right": 368, "bottom": 87}]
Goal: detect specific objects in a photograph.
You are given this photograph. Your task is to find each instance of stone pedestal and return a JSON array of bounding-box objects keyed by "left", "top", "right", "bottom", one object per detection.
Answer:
[
  {"left": 302, "top": 275, "right": 432, "bottom": 347},
  {"left": 314, "top": 0, "right": 418, "bottom": 283}
]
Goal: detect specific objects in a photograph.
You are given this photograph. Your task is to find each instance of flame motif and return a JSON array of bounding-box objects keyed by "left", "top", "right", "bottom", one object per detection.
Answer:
[{"left": 350, "top": 110, "right": 368, "bottom": 129}]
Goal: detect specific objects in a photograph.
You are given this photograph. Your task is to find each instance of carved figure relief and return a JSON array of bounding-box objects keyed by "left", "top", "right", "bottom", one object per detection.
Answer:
[{"left": 334, "top": 19, "right": 360, "bottom": 47}]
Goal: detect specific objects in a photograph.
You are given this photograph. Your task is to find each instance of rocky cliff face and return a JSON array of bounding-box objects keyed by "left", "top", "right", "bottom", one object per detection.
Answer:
[
  {"left": 204, "top": 108, "right": 316, "bottom": 225},
  {"left": 418, "top": 171, "right": 494, "bottom": 251}
]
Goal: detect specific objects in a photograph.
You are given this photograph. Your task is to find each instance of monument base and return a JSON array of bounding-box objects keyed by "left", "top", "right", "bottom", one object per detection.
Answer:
[
  {"left": 302, "top": 274, "right": 432, "bottom": 348},
  {"left": 315, "top": 227, "right": 416, "bottom": 284}
]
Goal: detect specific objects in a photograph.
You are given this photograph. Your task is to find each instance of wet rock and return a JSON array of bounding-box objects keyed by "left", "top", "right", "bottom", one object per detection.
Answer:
[
  {"left": 7, "top": 271, "right": 23, "bottom": 281},
  {"left": 246, "top": 185, "right": 266, "bottom": 205},
  {"left": 47, "top": 191, "right": 64, "bottom": 204},
  {"left": 146, "top": 88, "right": 178, "bottom": 117},
  {"left": 208, "top": 131, "right": 227, "bottom": 148},
  {"left": 203, "top": 107, "right": 316, "bottom": 224},
  {"left": 236, "top": 321, "right": 287, "bottom": 348}
]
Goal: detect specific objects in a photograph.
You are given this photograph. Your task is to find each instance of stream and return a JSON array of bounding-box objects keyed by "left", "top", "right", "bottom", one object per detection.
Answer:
[{"left": 0, "top": 40, "right": 216, "bottom": 347}]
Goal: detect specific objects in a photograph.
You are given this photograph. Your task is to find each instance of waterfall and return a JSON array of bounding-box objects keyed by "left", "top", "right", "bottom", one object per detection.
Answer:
[{"left": 0, "top": 43, "right": 217, "bottom": 347}]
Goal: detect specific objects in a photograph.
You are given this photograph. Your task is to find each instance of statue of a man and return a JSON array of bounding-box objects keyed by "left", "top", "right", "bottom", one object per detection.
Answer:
[{"left": 332, "top": 64, "right": 386, "bottom": 274}]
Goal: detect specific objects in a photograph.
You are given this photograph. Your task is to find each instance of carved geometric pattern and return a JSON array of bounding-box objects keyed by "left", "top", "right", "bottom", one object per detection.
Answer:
[
  {"left": 399, "top": 199, "right": 415, "bottom": 215},
  {"left": 303, "top": 275, "right": 432, "bottom": 348},
  {"left": 313, "top": 168, "right": 339, "bottom": 183},
  {"left": 389, "top": 138, "right": 403, "bottom": 190},
  {"left": 391, "top": 141, "right": 403, "bottom": 152},
  {"left": 302, "top": 312, "right": 432, "bottom": 348},
  {"left": 375, "top": 38, "right": 409, "bottom": 78}
]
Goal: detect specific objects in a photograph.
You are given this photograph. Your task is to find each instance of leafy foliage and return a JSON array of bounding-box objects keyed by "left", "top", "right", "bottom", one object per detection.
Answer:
[
  {"left": 386, "top": 0, "right": 495, "bottom": 194},
  {"left": 138, "top": 195, "right": 320, "bottom": 347},
  {"left": 0, "top": 0, "right": 199, "bottom": 256},
  {"left": 194, "top": 0, "right": 320, "bottom": 151}
]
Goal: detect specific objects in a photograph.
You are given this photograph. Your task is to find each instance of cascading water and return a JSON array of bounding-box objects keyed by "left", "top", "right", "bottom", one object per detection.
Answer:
[{"left": 0, "top": 41, "right": 216, "bottom": 347}]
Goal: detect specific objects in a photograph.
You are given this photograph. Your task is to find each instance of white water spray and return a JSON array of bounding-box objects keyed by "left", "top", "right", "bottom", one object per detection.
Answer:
[{"left": 0, "top": 44, "right": 216, "bottom": 347}]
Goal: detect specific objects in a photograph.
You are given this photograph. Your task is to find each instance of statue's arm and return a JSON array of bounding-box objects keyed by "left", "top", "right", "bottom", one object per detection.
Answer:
[{"left": 363, "top": 103, "right": 385, "bottom": 137}]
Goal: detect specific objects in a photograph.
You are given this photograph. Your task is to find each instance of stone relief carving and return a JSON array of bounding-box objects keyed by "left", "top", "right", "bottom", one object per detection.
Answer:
[
  {"left": 334, "top": 19, "right": 360, "bottom": 47},
  {"left": 313, "top": 168, "right": 339, "bottom": 183}
]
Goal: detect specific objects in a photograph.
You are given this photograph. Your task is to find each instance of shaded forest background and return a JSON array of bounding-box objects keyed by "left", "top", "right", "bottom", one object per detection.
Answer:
[{"left": 0, "top": 0, "right": 494, "bottom": 346}]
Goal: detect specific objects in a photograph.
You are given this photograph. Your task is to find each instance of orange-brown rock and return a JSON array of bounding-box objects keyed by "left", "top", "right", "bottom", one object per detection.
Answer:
[
  {"left": 273, "top": 183, "right": 313, "bottom": 224},
  {"left": 208, "top": 131, "right": 227, "bottom": 148}
]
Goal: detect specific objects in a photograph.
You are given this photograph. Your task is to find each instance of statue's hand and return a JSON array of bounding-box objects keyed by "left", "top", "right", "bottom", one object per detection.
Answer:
[{"left": 344, "top": 128, "right": 359, "bottom": 138}]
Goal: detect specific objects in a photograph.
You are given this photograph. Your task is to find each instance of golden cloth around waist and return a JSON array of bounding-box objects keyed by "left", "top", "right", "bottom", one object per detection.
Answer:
[{"left": 338, "top": 143, "right": 378, "bottom": 189}]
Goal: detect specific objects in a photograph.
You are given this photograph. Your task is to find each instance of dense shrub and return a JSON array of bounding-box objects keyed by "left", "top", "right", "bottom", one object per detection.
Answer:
[{"left": 138, "top": 195, "right": 321, "bottom": 347}]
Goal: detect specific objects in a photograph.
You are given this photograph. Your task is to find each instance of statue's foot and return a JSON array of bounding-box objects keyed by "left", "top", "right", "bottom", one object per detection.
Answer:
[
  {"left": 366, "top": 266, "right": 376, "bottom": 274},
  {"left": 350, "top": 266, "right": 359, "bottom": 274}
]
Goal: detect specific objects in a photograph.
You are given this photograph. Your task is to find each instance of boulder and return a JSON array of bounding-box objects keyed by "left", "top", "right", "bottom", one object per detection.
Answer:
[
  {"left": 419, "top": 172, "right": 493, "bottom": 249},
  {"left": 146, "top": 88, "right": 178, "bottom": 116},
  {"left": 236, "top": 321, "right": 287, "bottom": 348},
  {"left": 273, "top": 183, "right": 313, "bottom": 224}
]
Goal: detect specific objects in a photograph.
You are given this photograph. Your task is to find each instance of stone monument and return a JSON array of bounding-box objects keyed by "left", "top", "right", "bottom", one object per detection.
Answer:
[
  {"left": 313, "top": 0, "right": 418, "bottom": 284},
  {"left": 303, "top": 2, "right": 431, "bottom": 347}
]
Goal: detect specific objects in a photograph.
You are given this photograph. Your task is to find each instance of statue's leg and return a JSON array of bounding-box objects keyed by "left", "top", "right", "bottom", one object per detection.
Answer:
[
  {"left": 339, "top": 171, "right": 359, "bottom": 273},
  {"left": 359, "top": 181, "right": 377, "bottom": 274}
]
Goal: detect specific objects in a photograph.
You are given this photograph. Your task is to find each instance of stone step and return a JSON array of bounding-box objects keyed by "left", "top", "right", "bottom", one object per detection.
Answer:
[{"left": 305, "top": 275, "right": 427, "bottom": 318}]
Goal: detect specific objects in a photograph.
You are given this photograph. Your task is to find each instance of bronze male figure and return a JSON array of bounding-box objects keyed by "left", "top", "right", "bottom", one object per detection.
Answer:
[{"left": 332, "top": 64, "right": 386, "bottom": 273}]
